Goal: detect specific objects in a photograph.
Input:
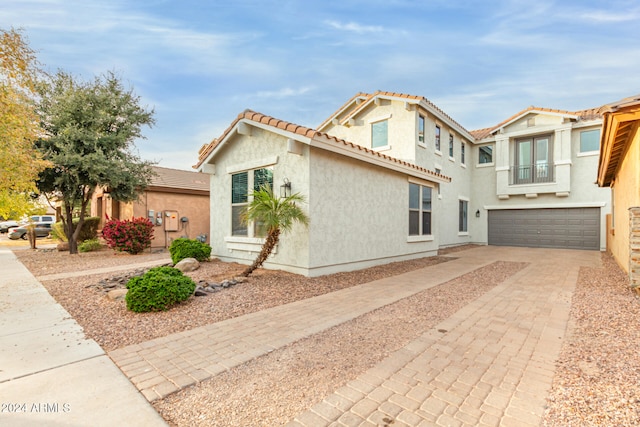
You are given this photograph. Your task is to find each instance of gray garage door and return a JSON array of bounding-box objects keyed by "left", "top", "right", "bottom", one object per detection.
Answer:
[{"left": 488, "top": 208, "right": 600, "bottom": 250}]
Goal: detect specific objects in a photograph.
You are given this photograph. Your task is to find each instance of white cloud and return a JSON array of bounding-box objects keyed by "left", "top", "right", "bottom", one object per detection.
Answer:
[
  {"left": 324, "top": 20, "right": 386, "bottom": 34},
  {"left": 578, "top": 9, "right": 640, "bottom": 23},
  {"left": 253, "top": 87, "right": 314, "bottom": 99}
]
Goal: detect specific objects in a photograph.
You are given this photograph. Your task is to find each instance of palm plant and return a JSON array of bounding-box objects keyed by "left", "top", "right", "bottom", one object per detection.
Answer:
[{"left": 240, "top": 186, "right": 309, "bottom": 277}]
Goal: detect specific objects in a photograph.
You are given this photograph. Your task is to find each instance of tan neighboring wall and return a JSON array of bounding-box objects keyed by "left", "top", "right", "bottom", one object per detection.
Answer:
[
  {"left": 597, "top": 96, "right": 640, "bottom": 284},
  {"left": 91, "top": 167, "right": 210, "bottom": 249}
]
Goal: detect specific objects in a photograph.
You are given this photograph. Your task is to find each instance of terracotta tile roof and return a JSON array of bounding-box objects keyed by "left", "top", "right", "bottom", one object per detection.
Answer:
[
  {"left": 150, "top": 166, "right": 209, "bottom": 193},
  {"left": 470, "top": 105, "right": 604, "bottom": 141},
  {"left": 598, "top": 94, "right": 640, "bottom": 113},
  {"left": 196, "top": 110, "right": 450, "bottom": 182},
  {"left": 319, "top": 91, "right": 472, "bottom": 138}
]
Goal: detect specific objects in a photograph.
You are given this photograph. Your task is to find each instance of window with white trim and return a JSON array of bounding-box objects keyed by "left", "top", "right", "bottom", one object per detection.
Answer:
[
  {"left": 461, "top": 141, "right": 466, "bottom": 164},
  {"left": 435, "top": 125, "right": 441, "bottom": 151},
  {"left": 479, "top": 144, "right": 493, "bottom": 164},
  {"left": 580, "top": 129, "right": 600, "bottom": 153},
  {"left": 371, "top": 119, "right": 388, "bottom": 148},
  {"left": 459, "top": 200, "right": 468, "bottom": 232},
  {"left": 231, "top": 167, "right": 273, "bottom": 237},
  {"left": 409, "top": 183, "right": 432, "bottom": 236},
  {"left": 418, "top": 114, "right": 425, "bottom": 144},
  {"left": 449, "top": 134, "right": 454, "bottom": 158}
]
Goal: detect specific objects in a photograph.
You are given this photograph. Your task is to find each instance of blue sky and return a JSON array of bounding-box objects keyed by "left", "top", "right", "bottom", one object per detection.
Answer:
[{"left": 4, "top": 0, "right": 639, "bottom": 170}]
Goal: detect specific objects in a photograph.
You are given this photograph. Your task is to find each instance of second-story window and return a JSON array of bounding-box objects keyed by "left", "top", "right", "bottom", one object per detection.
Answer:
[
  {"left": 479, "top": 144, "right": 493, "bottom": 164},
  {"left": 418, "top": 115, "right": 425, "bottom": 144},
  {"left": 513, "top": 135, "right": 552, "bottom": 184},
  {"left": 461, "top": 142, "right": 466, "bottom": 164},
  {"left": 449, "top": 134, "right": 454, "bottom": 158},
  {"left": 435, "top": 125, "right": 441, "bottom": 151},
  {"left": 371, "top": 119, "right": 388, "bottom": 149}
]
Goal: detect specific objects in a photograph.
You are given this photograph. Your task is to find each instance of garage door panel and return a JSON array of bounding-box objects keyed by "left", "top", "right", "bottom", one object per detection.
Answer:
[{"left": 488, "top": 208, "right": 600, "bottom": 250}]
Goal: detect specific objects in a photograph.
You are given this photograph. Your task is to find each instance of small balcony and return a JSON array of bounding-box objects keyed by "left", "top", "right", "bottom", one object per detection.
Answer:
[{"left": 509, "top": 163, "right": 554, "bottom": 185}]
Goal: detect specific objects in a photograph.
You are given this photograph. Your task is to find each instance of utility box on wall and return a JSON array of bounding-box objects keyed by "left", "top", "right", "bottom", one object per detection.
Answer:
[{"left": 164, "top": 210, "right": 179, "bottom": 231}]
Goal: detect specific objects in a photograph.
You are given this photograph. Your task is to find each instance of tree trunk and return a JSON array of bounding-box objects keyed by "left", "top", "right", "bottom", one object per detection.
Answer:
[
  {"left": 241, "top": 228, "right": 280, "bottom": 277},
  {"left": 28, "top": 225, "right": 36, "bottom": 250},
  {"left": 64, "top": 204, "right": 78, "bottom": 254}
]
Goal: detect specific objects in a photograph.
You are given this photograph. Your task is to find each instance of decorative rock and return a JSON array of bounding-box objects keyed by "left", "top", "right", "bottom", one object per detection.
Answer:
[
  {"left": 57, "top": 242, "right": 69, "bottom": 252},
  {"left": 174, "top": 258, "right": 200, "bottom": 272},
  {"left": 107, "top": 289, "right": 128, "bottom": 301},
  {"left": 194, "top": 286, "right": 208, "bottom": 297}
]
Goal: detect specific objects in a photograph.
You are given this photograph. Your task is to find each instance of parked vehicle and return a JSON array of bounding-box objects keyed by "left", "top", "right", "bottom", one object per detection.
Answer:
[
  {"left": 8, "top": 223, "right": 53, "bottom": 240},
  {"left": 27, "top": 215, "right": 56, "bottom": 225},
  {"left": 0, "top": 220, "right": 19, "bottom": 233}
]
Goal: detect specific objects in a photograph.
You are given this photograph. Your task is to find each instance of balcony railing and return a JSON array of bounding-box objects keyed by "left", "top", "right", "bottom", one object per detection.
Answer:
[{"left": 509, "top": 163, "right": 554, "bottom": 185}]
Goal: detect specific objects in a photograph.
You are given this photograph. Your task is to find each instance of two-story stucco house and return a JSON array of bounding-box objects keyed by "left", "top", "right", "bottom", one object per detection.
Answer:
[{"left": 196, "top": 91, "right": 613, "bottom": 276}]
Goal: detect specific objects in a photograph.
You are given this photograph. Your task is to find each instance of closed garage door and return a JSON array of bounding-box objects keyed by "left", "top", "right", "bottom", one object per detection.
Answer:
[{"left": 488, "top": 208, "right": 600, "bottom": 250}]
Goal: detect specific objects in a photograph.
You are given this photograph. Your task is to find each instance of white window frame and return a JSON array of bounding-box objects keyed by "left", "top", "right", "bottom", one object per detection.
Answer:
[
  {"left": 578, "top": 129, "right": 600, "bottom": 155},
  {"left": 458, "top": 198, "right": 469, "bottom": 235},
  {"left": 418, "top": 114, "right": 426, "bottom": 148},
  {"left": 449, "top": 133, "right": 455, "bottom": 160},
  {"left": 477, "top": 144, "right": 494, "bottom": 167},
  {"left": 230, "top": 167, "right": 274, "bottom": 238},
  {"left": 408, "top": 180, "right": 434, "bottom": 242}
]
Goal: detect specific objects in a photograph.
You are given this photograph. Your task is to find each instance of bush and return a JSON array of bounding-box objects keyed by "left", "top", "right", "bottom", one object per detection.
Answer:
[
  {"left": 50, "top": 217, "right": 100, "bottom": 242},
  {"left": 76, "top": 216, "right": 100, "bottom": 242},
  {"left": 169, "top": 238, "right": 212, "bottom": 264},
  {"left": 78, "top": 238, "right": 102, "bottom": 253},
  {"left": 51, "top": 222, "right": 67, "bottom": 242},
  {"left": 102, "top": 217, "right": 154, "bottom": 254},
  {"left": 125, "top": 267, "right": 196, "bottom": 312}
]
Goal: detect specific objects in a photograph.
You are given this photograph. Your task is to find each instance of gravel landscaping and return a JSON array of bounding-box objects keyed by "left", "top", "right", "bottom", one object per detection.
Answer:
[{"left": 13, "top": 246, "right": 640, "bottom": 426}]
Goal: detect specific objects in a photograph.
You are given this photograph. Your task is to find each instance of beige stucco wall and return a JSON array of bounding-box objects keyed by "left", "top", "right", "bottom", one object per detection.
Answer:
[
  {"left": 306, "top": 147, "right": 439, "bottom": 276},
  {"left": 473, "top": 115, "right": 610, "bottom": 250},
  {"left": 609, "top": 126, "right": 640, "bottom": 273},
  {"left": 205, "top": 125, "right": 312, "bottom": 274},
  {"left": 322, "top": 100, "right": 474, "bottom": 249}
]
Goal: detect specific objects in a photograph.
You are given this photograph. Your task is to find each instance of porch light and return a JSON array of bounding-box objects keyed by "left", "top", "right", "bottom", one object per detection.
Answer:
[
  {"left": 475, "top": 209, "right": 481, "bottom": 218},
  {"left": 280, "top": 178, "right": 291, "bottom": 198}
]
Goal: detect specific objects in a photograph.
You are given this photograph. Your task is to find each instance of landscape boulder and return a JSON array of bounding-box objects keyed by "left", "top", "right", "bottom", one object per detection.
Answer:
[
  {"left": 107, "top": 288, "right": 128, "bottom": 301},
  {"left": 57, "top": 242, "right": 69, "bottom": 252},
  {"left": 174, "top": 257, "right": 200, "bottom": 272}
]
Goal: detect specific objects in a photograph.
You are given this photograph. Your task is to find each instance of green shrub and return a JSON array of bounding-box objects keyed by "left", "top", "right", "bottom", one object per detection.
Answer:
[
  {"left": 51, "top": 222, "right": 67, "bottom": 242},
  {"left": 78, "top": 238, "right": 102, "bottom": 253},
  {"left": 125, "top": 267, "right": 196, "bottom": 313},
  {"left": 102, "top": 217, "right": 154, "bottom": 254},
  {"left": 76, "top": 216, "right": 100, "bottom": 242},
  {"left": 169, "top": 238, "right": 212, "bottom": 264},
  {"left": 50, "top": 217, "right": 100, "bottom": 242}
]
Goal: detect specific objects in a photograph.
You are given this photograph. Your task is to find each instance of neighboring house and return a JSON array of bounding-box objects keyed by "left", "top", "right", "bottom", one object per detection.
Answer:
[
  {"left": 196, "top": 92, "right": 615, "bottom": 276},
  {"left": 597, "top": 95, "right": 640, "bottom": 288},
  {"left": 91, "top": 166, "right": 210, "bottom": 248}
]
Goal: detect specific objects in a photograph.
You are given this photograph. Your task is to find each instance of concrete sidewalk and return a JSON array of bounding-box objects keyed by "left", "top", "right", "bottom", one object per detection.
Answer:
[{"left": 0, "top": 249, "right": 166, "bottom": 427}]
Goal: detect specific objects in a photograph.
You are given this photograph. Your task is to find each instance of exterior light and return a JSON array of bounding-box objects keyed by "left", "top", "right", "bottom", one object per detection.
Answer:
[
  {"left": 280, "top": 178, "right": 291, "bottom": 198},
  {"left": 475, "top": 209, "right": 481, "bottom": 218}
]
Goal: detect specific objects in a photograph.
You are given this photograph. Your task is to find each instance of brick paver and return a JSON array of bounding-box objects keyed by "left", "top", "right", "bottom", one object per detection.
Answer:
[
  {"left": 287, "top": 247, "right": 599, "bottom": 426},
  {"left": 105, "top": 246, "right": 598, "bottom": 426},
  {"left": 109, "top": 250, "right": 493, "bottom": 401}
]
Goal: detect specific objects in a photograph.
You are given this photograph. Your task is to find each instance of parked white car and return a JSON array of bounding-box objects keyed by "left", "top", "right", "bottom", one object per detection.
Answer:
[{"left": 0, "top": 220, "right": 19, "bottom": 233}]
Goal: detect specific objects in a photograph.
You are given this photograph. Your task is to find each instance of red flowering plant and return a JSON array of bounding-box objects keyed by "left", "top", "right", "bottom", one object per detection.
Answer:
[{"left": 102, "top": 217, "right": 154, "bottom": 254}]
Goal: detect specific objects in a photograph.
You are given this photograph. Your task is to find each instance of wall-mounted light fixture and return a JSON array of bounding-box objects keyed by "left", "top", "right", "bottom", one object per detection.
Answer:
[
  {"left": 280, "top": 177, "right": 291, "bottom": 198},
  {"left": 475, "top": 209, "right": 481, "bottom": 218}
]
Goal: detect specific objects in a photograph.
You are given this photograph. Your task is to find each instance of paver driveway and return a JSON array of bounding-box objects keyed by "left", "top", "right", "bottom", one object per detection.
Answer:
[{"left": 109, "top": 246, "right": 599, "bottom": 426}]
